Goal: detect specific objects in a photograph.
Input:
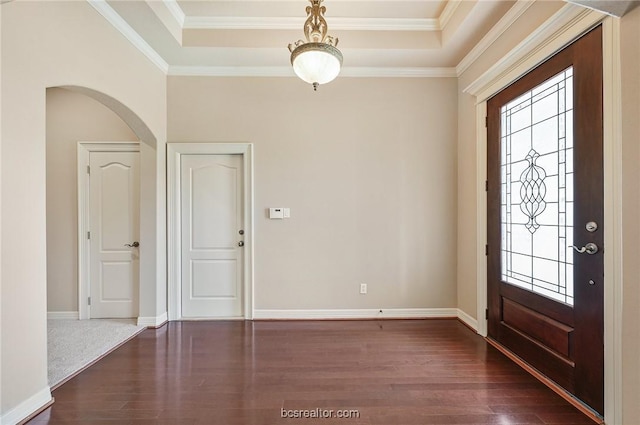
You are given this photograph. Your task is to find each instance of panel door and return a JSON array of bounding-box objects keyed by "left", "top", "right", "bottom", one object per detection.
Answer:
[
  {"left": 180, "top": 154, "right": 244, "bottom": 318},
  {"left": 89, "top": 151, "right": 140, "bottom": 318},
  {"left": 487, "top": 26, "right": 604, "bottom": 414}
]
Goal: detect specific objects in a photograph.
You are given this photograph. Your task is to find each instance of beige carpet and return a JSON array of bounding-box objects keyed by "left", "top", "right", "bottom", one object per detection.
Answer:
[{"left": 47, "top": 319, "right": 145, "bottom": 388}]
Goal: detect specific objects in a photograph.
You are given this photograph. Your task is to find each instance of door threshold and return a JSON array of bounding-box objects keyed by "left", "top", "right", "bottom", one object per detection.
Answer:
[{"left": 485, "top": 337, "right": 603, "bottom": 425}]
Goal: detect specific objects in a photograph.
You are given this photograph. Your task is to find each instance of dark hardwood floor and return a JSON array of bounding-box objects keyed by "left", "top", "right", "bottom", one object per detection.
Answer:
[{"left": 29, "top": 319, "right": 597, "bottom": 424}]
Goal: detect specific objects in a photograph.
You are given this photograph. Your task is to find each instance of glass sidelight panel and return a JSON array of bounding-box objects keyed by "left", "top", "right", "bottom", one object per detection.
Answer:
[{"left": 500, "top": 67, "right": 574, "bottom": 305}]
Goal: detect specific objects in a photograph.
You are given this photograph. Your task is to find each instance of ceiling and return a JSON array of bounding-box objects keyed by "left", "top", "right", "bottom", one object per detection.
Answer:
[{"left": 96, "top": 0, "right": 522, "bottom": 77}]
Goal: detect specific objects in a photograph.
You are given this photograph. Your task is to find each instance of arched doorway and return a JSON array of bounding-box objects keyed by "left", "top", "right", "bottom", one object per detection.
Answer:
[{"left": 45, "top": 86, "right": 158, "bottom": 387}]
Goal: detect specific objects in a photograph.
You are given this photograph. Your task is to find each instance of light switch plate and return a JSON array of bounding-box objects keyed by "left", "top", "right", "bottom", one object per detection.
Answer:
[{"left": 283, "top": 208, "right": 291, "bottom": 218}]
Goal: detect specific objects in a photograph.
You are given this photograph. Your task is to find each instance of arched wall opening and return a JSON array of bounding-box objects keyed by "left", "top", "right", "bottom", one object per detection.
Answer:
[{"left": 46, "top": 85, "right": 162, "bottom": 325}]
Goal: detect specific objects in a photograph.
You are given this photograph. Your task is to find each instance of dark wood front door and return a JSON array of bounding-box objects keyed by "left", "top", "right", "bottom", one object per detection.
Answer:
[{"left": 487, "top": 26, "right": 604, "bottom": 415}]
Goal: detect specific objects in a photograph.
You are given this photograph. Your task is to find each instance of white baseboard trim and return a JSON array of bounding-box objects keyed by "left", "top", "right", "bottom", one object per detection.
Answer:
[
  {"left": 1, "top": 387, "right": 52, "bottom": 425},
  {"left": 456, "top": 309, "right": 479, "bottom": 332},
  {"left": 137, "top": 311, "right": 168, "bottom": 328},
  {"left": 253, "top": 308, "right": 458, "bottom": 320},
  {"left": 47, "top": 311, "right": 79, "bottom": 320}
]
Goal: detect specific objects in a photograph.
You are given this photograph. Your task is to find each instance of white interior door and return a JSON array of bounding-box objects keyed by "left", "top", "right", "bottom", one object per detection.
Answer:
[
  {"left": 180, "top": 154, "right": 244, "bottom": 318},
  {"left": 89, "top": 151, "right": 140, "bottom": 318}
]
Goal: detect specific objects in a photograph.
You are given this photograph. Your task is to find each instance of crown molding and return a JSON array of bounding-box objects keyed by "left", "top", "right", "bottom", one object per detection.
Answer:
[
  {"left": 168, "top": 65, "right": 457, "bottom": 78},
  {"left": 87, "top": 0, "right": 169, "bottom": 73},
  {"left": 168, "top": 66, "right": 294, "bottom": 77},
  {"left": 163, "top": 0, "right": 185, "bottom": 27},
  {"left": 341, "top": 66, "right": 457, "bottom": 78},
  {"left": 456, "top": 0, "right": 535, "bottom": 76},
  {"left": 183, "top": 16, "right": 300, "bottom": 30},
  {"left": 439, "top": 0, "right": 462, "bottom": 30},
  {"left": 183, "top": 16, "right": 440, "bottom": 32},
  {"left": 463, "top": 4, "right": 598, "bottom": 98},
  {"left": 161, "top": 1, "right": 462, "bottom": 32}
]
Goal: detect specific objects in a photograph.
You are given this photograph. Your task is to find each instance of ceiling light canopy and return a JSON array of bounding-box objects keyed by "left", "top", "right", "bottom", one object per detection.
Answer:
[{"left": 288, "top": 0, "right": 343, "bottom": 91}]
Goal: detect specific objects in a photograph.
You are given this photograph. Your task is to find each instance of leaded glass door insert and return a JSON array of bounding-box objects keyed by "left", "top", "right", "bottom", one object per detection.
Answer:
[{"left": 500, "top": 67, "right": 574, "bottom": 305}]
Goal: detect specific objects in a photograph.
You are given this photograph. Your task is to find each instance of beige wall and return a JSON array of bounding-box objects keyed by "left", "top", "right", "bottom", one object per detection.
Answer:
[
  {"left": 620, "top": 5, "right": 640, "bottom": 423},
  {"left": 1, "top": 2, "right": 166, "bottom": 422},
  {"left": 168, "top": 77, "right": 458, "bottom": 310},
  {"left": 456, "top": 0, "right": 565, "bottom": 319},
  {"left": 46, "top": 88, "right": 137, "bottom": 313}
]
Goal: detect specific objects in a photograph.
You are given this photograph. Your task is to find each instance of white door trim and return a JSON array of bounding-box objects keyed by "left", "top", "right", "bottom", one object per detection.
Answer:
[
  {"left": 167, "top": 143, "right": 254, "bottom": 321},
  {"left": 77, "top": 142, "right": 140, "bottom": 320},
  {"left": 464, "top": 7, "right": 621, "bottom": 424}
]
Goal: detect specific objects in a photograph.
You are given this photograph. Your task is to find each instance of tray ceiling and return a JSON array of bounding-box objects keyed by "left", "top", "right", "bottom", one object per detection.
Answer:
[{"left": 97, "top": 0, "right": 523, "bottom": 76}]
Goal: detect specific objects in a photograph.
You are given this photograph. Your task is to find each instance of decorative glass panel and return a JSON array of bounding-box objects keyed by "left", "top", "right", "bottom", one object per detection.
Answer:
[{"left": 500, "top": 67, "right": 574, "bottom": 306}]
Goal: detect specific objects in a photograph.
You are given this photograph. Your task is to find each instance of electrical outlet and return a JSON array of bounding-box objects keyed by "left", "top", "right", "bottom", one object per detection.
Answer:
[{"left": 360, "top": 283, "right": 367, "bottom": 294}]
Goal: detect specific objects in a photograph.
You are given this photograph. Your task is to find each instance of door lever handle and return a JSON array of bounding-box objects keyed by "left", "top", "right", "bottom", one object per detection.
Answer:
[
  {"left": 124, "top": 241, "right": 140, "bottom": 248},
  {"left": 570, "top": 242, "right": 598, "bottom": 255}
]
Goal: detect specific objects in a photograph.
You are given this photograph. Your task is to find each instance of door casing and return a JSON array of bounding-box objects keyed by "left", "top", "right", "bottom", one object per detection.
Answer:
[
  {"left": 167, "top": 143, "right": 254, "bottom": 321},
  {"left": 463, "top": 9, "right": 623, "bottom": 424},
  {"left": 77, "top": 141, "right": 140, "bottom": 320}
]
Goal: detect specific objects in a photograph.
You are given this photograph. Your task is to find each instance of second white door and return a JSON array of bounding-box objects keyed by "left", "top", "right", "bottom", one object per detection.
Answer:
[
  {"left": 89, "top": 151, "right": 140, "bottom": 318},
  {"left": 180, "top": 154, "right": 244, "bottom": 318}
]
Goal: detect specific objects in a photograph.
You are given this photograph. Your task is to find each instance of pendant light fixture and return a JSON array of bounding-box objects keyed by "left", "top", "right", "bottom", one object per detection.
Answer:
[{"left": 288, "top": 0, "right": 342, "bottom": 91}]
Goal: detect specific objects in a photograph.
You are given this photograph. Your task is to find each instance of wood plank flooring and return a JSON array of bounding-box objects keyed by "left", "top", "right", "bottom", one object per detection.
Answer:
[{"left": 28, "top": 319, "right": 597, "bottom": 424}]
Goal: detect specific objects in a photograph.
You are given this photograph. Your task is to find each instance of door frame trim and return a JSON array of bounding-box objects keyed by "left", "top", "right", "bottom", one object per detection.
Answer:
[
  {"left": 464, "top": 7, "right": 622, "bottom": 424},
  {"left": 167, "top": 143, "right": 254, "bottom": 321},
  {"left": 77, "top": 141, "right": 140, "bottom": 320}
]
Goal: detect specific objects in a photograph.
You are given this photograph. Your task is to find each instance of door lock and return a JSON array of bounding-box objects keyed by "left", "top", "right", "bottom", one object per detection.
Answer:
[{"left": 585, "top": 221, "right": 598, "bottom": 233}]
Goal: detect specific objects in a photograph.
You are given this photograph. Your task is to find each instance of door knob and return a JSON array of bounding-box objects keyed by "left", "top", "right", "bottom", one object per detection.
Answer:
[
  {"left": 124, "top": 241, "right": 140, "bottom": 248},
  {"left": 570, "top": 242, "right": 598, "bottom": 254},
  {"left": 238, "top": 241, "right": 244, "bottom": 247}
]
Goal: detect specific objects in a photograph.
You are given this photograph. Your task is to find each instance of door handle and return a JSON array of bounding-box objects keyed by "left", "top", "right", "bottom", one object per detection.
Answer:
[
  {"left": 570, "top": 242, "right": 598, "bottom": 254},
  {"left": 124, "top": 241, "right": 140, "bottom": 248},
  {"left": 238, "top": 241, "right": 244, "bottom": 247}
]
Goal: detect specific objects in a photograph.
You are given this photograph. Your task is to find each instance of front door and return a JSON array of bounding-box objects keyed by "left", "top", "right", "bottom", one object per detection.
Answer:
[
  {"left": 89, "top": 151, "right": 140, "bottom": 318},
  {"left": 180, "top": 154, "right": 244, "bottom": 318},
  {"left": 487, "top": 26, "right": 603, "bottom": 414}
]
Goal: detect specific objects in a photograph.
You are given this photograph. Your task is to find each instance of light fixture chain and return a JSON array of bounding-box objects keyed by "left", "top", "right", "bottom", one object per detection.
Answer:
[{"left": 304, "top": 0, "right": 328, "bottom": 43}]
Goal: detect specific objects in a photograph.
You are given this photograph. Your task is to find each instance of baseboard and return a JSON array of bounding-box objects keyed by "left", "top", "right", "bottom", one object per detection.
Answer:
[
  {"left": 252, "top": 308, "right": 458, "bottom": 320},
  {"left": 137, "top": 311, "right": 168, "bottom": 328},
  {"left": 456, "top": 308, "right": 479, "bottom": 332},
  {"left": 1, "top": 387, "right": 52, "bottom": 425},
  {"left": 47, "top": 311, "right": 79, "bottom": 320}
]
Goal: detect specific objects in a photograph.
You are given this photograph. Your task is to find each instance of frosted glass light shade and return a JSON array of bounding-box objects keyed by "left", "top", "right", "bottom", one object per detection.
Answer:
[{"left": 290, "top": 42, "right": 343, "bottom": 85}]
